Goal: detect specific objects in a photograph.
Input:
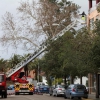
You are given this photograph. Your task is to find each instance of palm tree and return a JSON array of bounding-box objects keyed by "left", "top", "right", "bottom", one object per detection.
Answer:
[
  {"left": 0, "top": 58, "right": 7, "bottom": 72},
  {"left": 8, "top": 54, "right": 22, "bottom": 68}
]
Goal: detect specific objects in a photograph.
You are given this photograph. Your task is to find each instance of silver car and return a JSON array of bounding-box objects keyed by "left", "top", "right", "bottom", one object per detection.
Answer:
[
  {"left": 64, "top": 84, "right": 88, "bottom": 99},
  {"left": 52, "top": 85, "right": 65, "bottom": 97}
]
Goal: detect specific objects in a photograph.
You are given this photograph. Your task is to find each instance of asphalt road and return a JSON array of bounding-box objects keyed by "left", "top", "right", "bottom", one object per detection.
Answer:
[
  {"left": 0, "top": 94, "right": 65, "bottom": 100},
  {"left": 0, "top": 93, "right": 97, "bottom": 100}
]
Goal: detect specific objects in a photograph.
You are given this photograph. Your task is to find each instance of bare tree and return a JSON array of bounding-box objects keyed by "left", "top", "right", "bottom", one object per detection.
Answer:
[
  {"left": 36, "top": 0, "right": 80, "bottom": 38},
  {"left": 0, "top": 0, "right": 80, "bottom": 52}
]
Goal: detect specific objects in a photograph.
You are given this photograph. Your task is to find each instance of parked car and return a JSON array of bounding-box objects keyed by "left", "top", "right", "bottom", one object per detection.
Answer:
[
  {"left": 39, "top": 85, "right": 49, "bottom": 93},
  {"left": 7, "top": 86, "right": 12, "bottom": 90},
  {"left": 52, "top": 85, "right": 65, "bottom": 97},
  {"left": 7, "top": 85, "right": 15, "bottom": 90},
  {"left": 49, "top": 86, "right": 55, "bottom": 96},
  {"left": 64, "top": 84, "right": 88, "bottom": 99},
  {"left": 33, "top": 86, "right": 38, "bottom": 93}
]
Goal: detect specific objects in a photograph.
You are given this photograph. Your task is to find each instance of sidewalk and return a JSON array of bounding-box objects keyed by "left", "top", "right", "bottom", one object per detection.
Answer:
[{"left": 87, "top": 94, "right": 100, "bottom": 100}]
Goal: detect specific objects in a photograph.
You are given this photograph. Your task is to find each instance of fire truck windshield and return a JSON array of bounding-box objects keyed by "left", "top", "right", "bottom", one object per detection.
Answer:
[{"left": 0, "top": 75, "right": 4, "bottom": 82}]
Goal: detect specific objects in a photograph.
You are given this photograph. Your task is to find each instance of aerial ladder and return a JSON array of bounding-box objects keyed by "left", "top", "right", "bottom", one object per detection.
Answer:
[{"left": 5, "top": 19, "right": 85, "bottom": 79}]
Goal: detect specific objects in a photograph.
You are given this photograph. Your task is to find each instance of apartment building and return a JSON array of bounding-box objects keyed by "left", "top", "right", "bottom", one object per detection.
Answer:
[
  {"left": 87, "top": 0, "right": 100, "bottom": 94},
  {"left": 88, "top": 0, "right": 100, "bottom": 28}
]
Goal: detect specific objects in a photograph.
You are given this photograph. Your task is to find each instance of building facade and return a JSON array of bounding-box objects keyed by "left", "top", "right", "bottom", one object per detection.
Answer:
[
  {"left": 88, "top": 0, "right": 100, "bottom": 28},
  {"left": 87, "top": 0, "right": 100, "bottom": 94}
]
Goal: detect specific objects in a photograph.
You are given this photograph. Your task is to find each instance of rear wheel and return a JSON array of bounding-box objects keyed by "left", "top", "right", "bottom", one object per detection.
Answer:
[
  {"left": 56, "top": 92, "right": 58, "bottom": 97},
  {"left": 29, "top": 92, "right": 33, "bottom": 95},
  {"left": 69, "top": 94, "right": 73, "bottom": 99},
  {"left": 84, "top": 96, "right": 88, "bottom": 99},
  {"left": 64, "top": 94, "right": 67, "bottom": 99},
  {"left": 15, "top": 92, "right": 19, "bottom": 95},
  {"left": 52, "top": 92, "right": 54, "bottom": 96},
  {"left": 78, "top": 97, "right": 81, "bottom": 99},
  {"left": 1, "top": 93, "right": 3, "bottom": 98},
  {"left": 1, "top": 90, "right": 7, "bottom": 98},
  {"left": 4, "top": 91, "right": 7, "bottom": 98}
]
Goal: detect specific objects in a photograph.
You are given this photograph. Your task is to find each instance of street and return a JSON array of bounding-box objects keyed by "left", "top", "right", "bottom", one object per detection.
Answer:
[
  {"left": 0, "top": 93, "right": 99, "bottom": 100},
  {"left": 1, "top": 94, "right": 65, "bottom": 100}
]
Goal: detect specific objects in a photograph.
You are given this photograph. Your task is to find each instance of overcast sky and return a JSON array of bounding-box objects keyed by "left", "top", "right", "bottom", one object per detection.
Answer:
[{"left": 0, "top": 0, "right": 96, "bottom": 59}]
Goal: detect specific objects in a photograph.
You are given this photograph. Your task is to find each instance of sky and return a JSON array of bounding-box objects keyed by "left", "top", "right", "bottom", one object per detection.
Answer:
[{"left": 0, "top": 0, "right": 96, "bottom": 60}]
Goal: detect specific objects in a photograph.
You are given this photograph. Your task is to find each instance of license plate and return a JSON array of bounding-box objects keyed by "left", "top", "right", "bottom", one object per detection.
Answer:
[
  {"left": 20, "top": 90, "right": 29, "bottom": 92},
  {"left": 78, "top": 90, "right": 83, "bottom": 92},
  {"left": 60, "top": 92, "right": 64, "bottom": 94},
  {"left": 44, "top": 88, "right": 47, "bottom": 90}
]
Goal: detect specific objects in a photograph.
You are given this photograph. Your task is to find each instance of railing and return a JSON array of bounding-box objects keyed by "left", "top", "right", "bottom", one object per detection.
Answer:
[
  {"left": 6, "top": 46, "right": 46, "bottom": 78},
  {"left": 51, "top": 20, "right": 77, "bottom": 41},
  {"left": 6, "top": 19, "right": 78, "bottom": 78}
]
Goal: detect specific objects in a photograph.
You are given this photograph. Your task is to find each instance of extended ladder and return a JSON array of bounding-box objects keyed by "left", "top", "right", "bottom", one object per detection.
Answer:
[{"left": 6, "top": 19, "right": 78, "bottom": 78}]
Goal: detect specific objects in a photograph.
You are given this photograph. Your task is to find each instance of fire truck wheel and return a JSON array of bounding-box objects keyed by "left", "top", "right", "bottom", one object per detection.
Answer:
[
  {"left": 1, "top": 94, "right": 3, "bottom": 98},
  {"left": 15, "top": 92, "right": 19, "bottom": 95},
  {"left": 4, "top": 91, "right": 7, "bottom": 98},
  {"left": 1, "top": 91, "right": 7, "bottom": 98},
  {"left": 29, "top": 92, "right": 33, "bottom": 95}
]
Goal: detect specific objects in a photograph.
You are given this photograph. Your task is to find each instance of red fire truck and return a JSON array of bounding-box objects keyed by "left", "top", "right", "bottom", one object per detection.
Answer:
[
  {"left": 14, "top": 75, "right": 34, "bottom": 95},
  {"left": 0, "top": 72, "right": 7, "bottom": 98},
  {"left": 8, "top": 68, "right": 34, "bottom": 95}
]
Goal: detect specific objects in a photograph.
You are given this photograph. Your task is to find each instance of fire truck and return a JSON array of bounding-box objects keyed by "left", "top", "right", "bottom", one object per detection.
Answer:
[
  {"left": 0, "top": 72, "right": 7, "bottom": 98},
  {"left": 7, "top": 68, "right": 34, "bottom": 95},
  {"left": 14, "top": 76, "right": 34, "bottom": 95}
]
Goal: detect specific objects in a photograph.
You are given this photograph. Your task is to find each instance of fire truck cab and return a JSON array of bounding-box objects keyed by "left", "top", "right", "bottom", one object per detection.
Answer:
[{"left": 0, "top": 72, "right": 7, "bottom": 98}]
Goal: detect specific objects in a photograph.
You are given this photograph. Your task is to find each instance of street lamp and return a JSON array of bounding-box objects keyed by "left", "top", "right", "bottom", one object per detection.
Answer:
[{"left": 79, "top": 11, "right": 87, "bottom": 23}]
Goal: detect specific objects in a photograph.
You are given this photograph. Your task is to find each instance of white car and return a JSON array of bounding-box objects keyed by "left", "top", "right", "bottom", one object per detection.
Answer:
[{"left": 52, "top": 85, "right": 65, "bottom": 97}]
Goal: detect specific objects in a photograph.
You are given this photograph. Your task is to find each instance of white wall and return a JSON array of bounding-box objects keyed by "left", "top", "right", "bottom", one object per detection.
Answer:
[
  {"left": 74, "top": 76, "right": 88, "bottom": 86},
  {"left": 42, "top": 76, "right": 48, "bottom": 85}
]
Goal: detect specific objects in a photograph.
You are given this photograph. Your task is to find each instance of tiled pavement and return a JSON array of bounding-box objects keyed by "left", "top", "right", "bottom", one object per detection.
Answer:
[{"left": 82, "top": 94, "right": 100, "bottom": 100}]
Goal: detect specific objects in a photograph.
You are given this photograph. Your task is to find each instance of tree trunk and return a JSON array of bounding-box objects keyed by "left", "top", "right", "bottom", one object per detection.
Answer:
[
  {"left": 70, "top": 75, "right": 74, "bottom": 84},
  {"left": 64, "top": 75, "right": 67, "bottom": 85},
  {"left": 80, "top": 75, "right": 82, "bottom": 84},
  {"left": 95, "top": 73, "right": 99, "bottom": 98}
]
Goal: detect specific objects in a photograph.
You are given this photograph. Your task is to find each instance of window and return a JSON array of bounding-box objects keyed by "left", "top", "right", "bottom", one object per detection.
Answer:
[
  {"left": 59, "top": 85, "right": 64, "bottom": 88},
  {"left": 0, "top": 75, "right": 4, "bottom": 82},
  {"left": 77, "top": 85, "right": 86, "bottom": 89},
  {"left": 67, "top": 85, "right": 71, "bottom": 89}
]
